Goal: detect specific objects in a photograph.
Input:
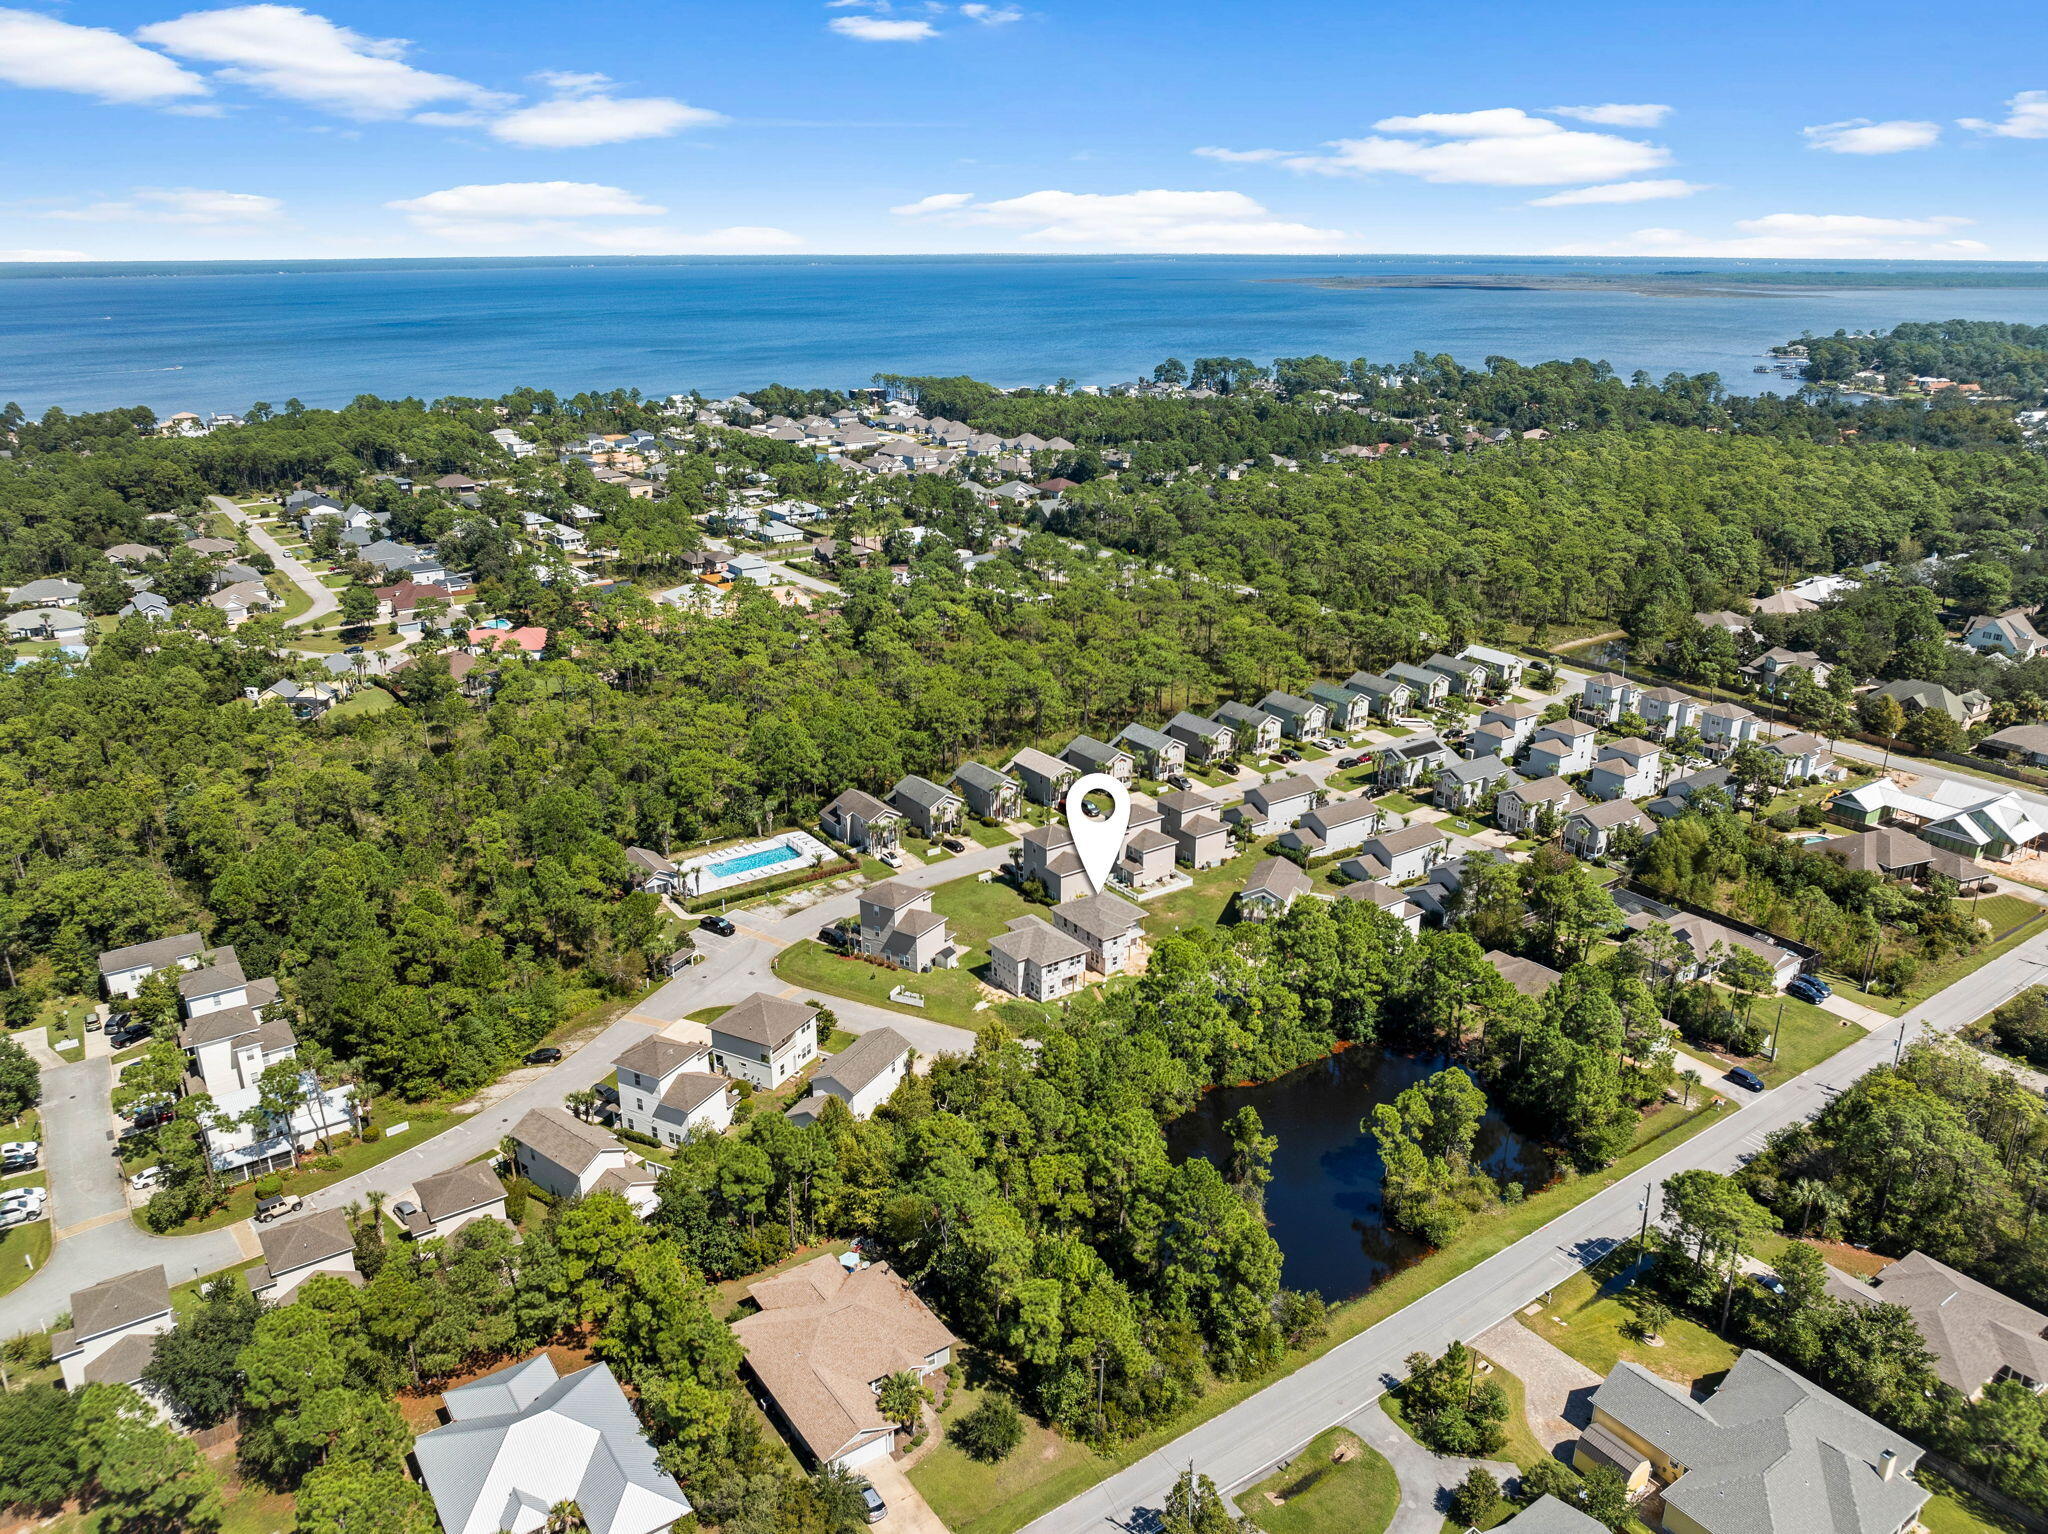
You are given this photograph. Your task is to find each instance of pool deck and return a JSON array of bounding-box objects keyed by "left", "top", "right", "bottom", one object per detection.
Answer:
[{"left": 678, "top": 831, "right": 836, "bottom": 897}]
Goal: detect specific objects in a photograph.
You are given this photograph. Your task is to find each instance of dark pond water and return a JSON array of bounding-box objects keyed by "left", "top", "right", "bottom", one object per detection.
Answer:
[{"left": 1165, "top": 1047, "right": 1556, "bottom": 1303}]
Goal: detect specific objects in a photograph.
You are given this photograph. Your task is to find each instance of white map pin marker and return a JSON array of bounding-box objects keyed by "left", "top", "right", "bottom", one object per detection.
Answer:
[{"left": 1063, "top": 772, "right": 1131, "bottom": 896}]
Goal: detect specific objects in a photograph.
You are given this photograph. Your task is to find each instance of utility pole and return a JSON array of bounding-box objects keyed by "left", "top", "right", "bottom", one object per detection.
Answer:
[
  {"left": 1770, "top": 998, "right": 1785, "bottom": 1061},
  {"left": 1895, "top": 1015, "right": 1910, "bottom": 1063},
  {"left": 1637, "top": 1181, "right": 1654, "bottom": 1268}
]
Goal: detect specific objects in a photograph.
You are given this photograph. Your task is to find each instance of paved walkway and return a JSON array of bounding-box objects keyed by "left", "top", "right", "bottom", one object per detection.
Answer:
[
  {"left": 1344, "top": 1399, "right": 1517, "bottom": 1534},
  {"left": 208, "top": 495, "right": 338, "bottom": 629},
  {"left": 1474, "top": 1320, "right": 1602, "bottom": 1454}
]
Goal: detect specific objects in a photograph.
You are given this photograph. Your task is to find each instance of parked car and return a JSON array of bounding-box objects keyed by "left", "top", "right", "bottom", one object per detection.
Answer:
[
  {"left": 1725, "top": 1066, "right": 1767, "bottom": 1093},
  {"left": 1277, "top": 749, "right": 1302, "bottom": 763},
  {"left": 108, "top": 1020, "right": 153, "bottom": 1048},
  {"left": 0, "top": 1203, "right": 40, "bottom": 1230},
  {"left": 595, "top": 1084, "right": 619, "bottom": 1107},
  {"left": 939, "top": 836, "right": 968, "bottom": 853},
  {"left": 859, "top": 1484, "right": 886, "bottom": 1524},
  {"left": 698, "top": 914, "right": 737, "bottom": 938},
  {"left": 255, "top": 1194, "right": 304, "bottom": 1223},
  {"left": 392, "top": 1200, "right": 420, "bottom": 1225},
  {"left": 129, "top": 1164, "right": 165, "bottom": 1189},
  {"left": 1337, "top": 754, "right": 1366, "bottom": 768},
  {"left": 1787, "top": 973, "right": 1832, "bottom": 1003},
  {"left": 2, "top": 1141, "right": 40, "bottom": 1172},
  {"left": 819, "top": 925, "right": 854, "bottom": 951},
  {"left": 127, "top": 1100, "right": 173, "bottom": 1130},
  {"left": 1, "top": 1187, "right": 47, "bottom": 1219},
  {"left": 877, "top": 849, "right": 903, "bottom": 868},
  {"left": 525, "top": 1046, "right": 563, "bottom": 1065},
  {"left": 1309, "top": 736, "right": 1340, "bottom": 751}
]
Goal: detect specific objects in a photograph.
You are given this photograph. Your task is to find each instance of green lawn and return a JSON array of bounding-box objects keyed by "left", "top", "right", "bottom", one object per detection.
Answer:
[
  {"left": 1825, "top": 894, "right": 2048, "bottom": 1016},
  {"left": 327, "top": 687, "right": 396, "bottom": 718},
  {"left": 912, "top": 1095, "right": 1728, "bottom": 1534},
  {"left": 1436, "top": 813, "right": 1488, "bottom": 838},
  {"left": 0, "top": 1204, "right": 53, "bottom": 1297},
  {"left": 41, "top": 994, "right": 91, "bottom": 1054},
  {"left": 1374, "top": 792, "right": 1423, "bottom": 814},
  {"left": 772, "top": 940, "right": 999, "bottom": 1031},
  {"left": 1234, "top": 1427, "right": 1398, "bottom": 1534},
  {"left": 1136, "top": 846, "right": 1265, "bottom": 941},
  {"left": 1519, "top": 1264, "right": 1740, "bottom": 1388},
  {"left": 269, "top": 578, "right": 315, "bottom": 623},
  {"left": 1917, "top": 1474, "right": 2026, "bottom": 1534},
  {"left": 964, "top": 819, "right": 1018, "bottom": 849}
]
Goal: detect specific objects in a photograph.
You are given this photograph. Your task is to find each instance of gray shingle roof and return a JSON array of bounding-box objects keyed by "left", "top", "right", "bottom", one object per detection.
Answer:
[
  {"left": 513, "top": 1106, "right": 621, "bottom": 1177},
  {"left": 1831, "top": 1250, "right": 2048, "bottom": 1397},
  {"left": 1242, "top": 856, "right": 1312, "bottom": 903},
  {"left": 815, "top": 1028, "right": 910, "bottom": 1098},
  {"left": 257, "top": 1208, "right": 354, "bottom": 1274},
  {"left": 890, "top": 774, "right": 960, "bottom": 813},
  {"left": 713, "top": 993, "right": 818, "bottom": 1050},
  {"left": 69, "top": 1265, "right": 170, "bottom": 1340},
  {"left": 97, "top": 931, "right": 204, "bottom": 975},
  {"left": 613, "top": 1034, "right": 701, "bottom": 1081},
  {"left": 950, "top": 760, "right": 1018, "bottom": 795},
  {"left": 415, "top": 1161, "right": 506, "bottom": 1224},
  {"left": 1053, "top": 890, "right": 1147, "bottom": 941},
  {"left": 990, "top": 915, "right": 1089, "bottom": 967}
]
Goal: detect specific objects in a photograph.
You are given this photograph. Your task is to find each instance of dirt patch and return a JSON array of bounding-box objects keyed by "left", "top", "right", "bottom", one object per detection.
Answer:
[
  {"left": 396, "top": 1341, "right": 596, "bottom": 1431},
  {"left": 1807, "top": 1238, "right": 1895, "bottom": 1279}
]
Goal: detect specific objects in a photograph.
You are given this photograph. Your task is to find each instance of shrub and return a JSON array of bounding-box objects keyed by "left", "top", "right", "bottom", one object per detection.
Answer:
[
  {"left": 309, "top": 1155, "right": 343, "bottom": 1173},
  {"left": 1449, "top": 1468, "right": 1501, "bottom": 1528},
  {"left": 503, "top": 1183, "right": 528, "bottom": 1225},
  {"left": 952, "top": 1393, "right": 1025, "bottom": 1464},
  {"left": 252, "top": 1174, "right": 283, "bottom": 1199}
]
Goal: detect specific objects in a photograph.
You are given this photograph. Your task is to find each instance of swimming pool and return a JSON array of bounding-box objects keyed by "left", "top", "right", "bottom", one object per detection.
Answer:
[{"left": 708, "top": 842, "right": 803, "bottom": 878}]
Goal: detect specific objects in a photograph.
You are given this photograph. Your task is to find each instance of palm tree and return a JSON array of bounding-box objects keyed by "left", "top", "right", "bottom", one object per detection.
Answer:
[
  {"left": 1789, "top": 1178, "right": 1847, "bottom": 1236},
  {"left": 545, "top": 1501, "right": 584, "bottom": 1534}
]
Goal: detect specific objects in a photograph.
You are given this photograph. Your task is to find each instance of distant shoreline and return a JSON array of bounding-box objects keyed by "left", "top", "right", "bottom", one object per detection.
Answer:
[{"left": 1269, "top": 272, "right": 2048, "bottom": 297}]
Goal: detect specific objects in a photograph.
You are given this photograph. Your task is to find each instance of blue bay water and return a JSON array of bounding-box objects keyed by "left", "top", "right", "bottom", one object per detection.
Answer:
[{"left": 8, "top": 254, "right": 2048, "bottom": 414}]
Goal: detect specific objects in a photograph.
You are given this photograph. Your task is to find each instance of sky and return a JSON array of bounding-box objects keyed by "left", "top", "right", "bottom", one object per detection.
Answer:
[{"left": 3, "top": 0, "right": 2047, "bottom": 263}]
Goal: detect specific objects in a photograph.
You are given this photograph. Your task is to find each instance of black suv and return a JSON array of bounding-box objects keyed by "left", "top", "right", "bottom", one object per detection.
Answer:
[{"left": 698, "top": 914, "right": 737, "bottom": 937}]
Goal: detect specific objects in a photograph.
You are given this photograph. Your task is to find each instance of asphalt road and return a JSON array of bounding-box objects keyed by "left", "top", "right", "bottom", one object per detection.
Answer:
[
  {"left": 1018, "top": 928, "right": 2048, "bottom": 1534},
  {"left": 208, "top": 494, "right": 339, "bottom": 629}
]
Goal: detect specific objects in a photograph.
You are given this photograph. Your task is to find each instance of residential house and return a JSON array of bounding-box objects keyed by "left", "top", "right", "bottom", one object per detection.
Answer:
[
  {"left": 1695, "top": 608, "right": 1755, "bottom": 638},
  {"left": 1492, "top": 1500, "right": 1603, "bottom": 1534},
  {"left": 1257, "top": 690, "right": 1328, "bottom": 739},
  {"left": 96, "top": 931, "right": 206, "bottom": 999},
  {"left": 820, "top": 788, "right": 902, "bottom": 853},
  {"left": 206, "top": 579, "right": 274, "bottom": 628},
  {"left": 1579, "top": 673, "right": 1642, "bottom": 724},
  {"left": 1699, "top": 703, "right": 1765, "bottom": 753},
  {"left": 613, "top": 1035, "right": 735, "bottom": 1145},
  {"left": 1587, "top": 738, "right": 1663, "bottom": 802},
  {"left": 1965, "top": 608, "right": 2048, "bottom": 660},
  {"left": 512, "top": 1106, "right": 657, "bottom": 1216},
  {"left": 1164, "top": 710, "right": 1235, "bottom": 763},
  {"left": 248, "top": 1210, "right": 358, "bottom": 1303},
  {"left": 1524, "top": 719, "right": 1599, "bottom": 777},
  {"left": 1869, "top": 678, "right": 1992, "bottom": 728},
  {"left": 117, "top": 592, "right": 171, "bottom": 623},
  {"left": 1013, "top": 824, "right": 1094, "bottom": 902},
  {"left": 623, "top": 846, "right": 679, "bottom": 893},
  {"left": 1827, "top": 1250, "right": 2048, "bottom": 1399},
  {"left": 1766, "top": 731, "right": 1833, "bottom": 781},
  {"left": 6, "top": 606, "right": 89, "bottom": 644},
  {"left": 1386, "top": 661, "right": 1450, "bottom": 708},
  {"left": 785, "top": 1028, "right": 910, "bottom": 1124},
  {"left": 52, "top": 1267, "right": 174, "bottom": 1395},
  {"left": 1308, "top": 681, "right": 1373, "bottom": 732},
  {"left": 731, "top": 1256, "right": 957, "bottom": 1471},
  {"left": 1622, "top": 910, "right": 1803, "bottom": 989},
  {"left": 1215, "top": 700, "right": 1283, "bottom": 754},
  {"left": 1746, "top": 646, "right": 1833, "bottom": 697},
  {"left": 7, "top": 577, "right": 83, "bottom": 608},
  {"left": 1476, "top": 701, "right": 1542, "bottom": 755},
  {"left": 1495, "top": 776, "right": 1587, "bottom": 835},
  {"left": 1343, "top": 673, "right": 1412, "bottom": 719},
  {"left": 1486, "top": 951, "right": 1563, "bottom": 999},
  {"left": 1459, "top": 645, "right": 1527, "bottom": 690},
  {"left": 1337, "top": 880, "right": 1424, "bottom": 934},
  {"left": 1831, "top": 777, "right": 2048, "bottom": 860},
  {"left": 726, "top": 552, "right": 773, "bottom": 584},
  {"left": 1278, "top": 795, "right": 1387, "bottom": 857},
  {"left": 1115, "top": 722, "right": 1186, "bottom": 778},
  {"left": 855, "top": 880, "right": 959, "bottom": 972},
  {"left": 414, "top": 1355, "right": 693, "bottom": 1534},
  {"left": 987, "top": 916, "right": 1091, "bottom": 1002},
  {"left": 1349, "top": 823, "right": 1447, "bottom": 884},
  {"left": 1647, "top": 766, "right": 1733, "bottom": 820},
  {"left": 1435, "top": 754, "right": 1518, "bottom": 812},
  {"left": 1061, "top": 735, "right": 1134, "bottom": 781},
  {"left": 1376, "top": 734, "right": 1453, "bottom": 790},
  {"left": 1423, "top": 653, "right": 1490, "bottom": 697},
  {"left": 1156, "top": 789, "right": 1233, "bottom": 869},
  {"left": 1639, "top": 687, "right": 1702, "bottom": 740},
  {"left": 105, "top": 542, "right": 163, "bottom": 566},
  {"left": 403, "top": 1161, "right": 509, "bottom": 1242},
  {"left": 1119, "top": 825, "right": 1180, "bottom": 888},
  {"left": 1008, "top": 746, "right": 1079, "bottom": 806},
  {"left": 888, "top": 774, "right": 964, "bottom": 837},
  {"left": 710, "top": 994, "right": 820, "bottom": 1089},
  {"left": 1980, "top": 723, "right": 2048, "bottom": 769},
  {"left": 1564, "top": 800, "right": 1651, "bottom": 860},
  {"left": 1573, "top": 1351, "right": 1926, "bottom": 1534},
  {"left": 1227, "top": 773, "right": 1321, "bottom": 833},
  {"left": 1050, "top": 891, "right": 1147, "bottom": 973},
  {"left": 1237, "top": 857, "right": 1314, "bottom": 919},
  {"left": 949, "top": 760, "right": 1021, "bottom": 821}
]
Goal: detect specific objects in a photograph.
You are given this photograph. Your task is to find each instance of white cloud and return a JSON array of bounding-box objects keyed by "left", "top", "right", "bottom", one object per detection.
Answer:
[
  {"left": 1527, "top": 179, "right": 1709, "bottom": 206},
  {"left": 530, "top": 70, "right": 611, "bottom": 94},
  {"left": 1803, "top": 118, "right": 1941, "bottom": 155},
  {"left": 488, "top": 92, "right": 724, "bottom": 147},
  {"left": 387, "top": 182, "right": 666, "bottom": 220},
  {"left": 1193, "top": 146, "right": 1293, "bottom": 163},
  {"left": 137, "top": 5, "right": 509, "bottom": 119},
  {"left": 1554, "top": 212, "right": 1986, "bottom": 259},
  {"left": 0, "top": 7, "right": 208, "bottom": 105},
  {"left": 0, "top": 248, "right": 93, "bottom": 262},
  {"left": 830, "top": 15, "right": 939, "bottom": 39},
  {"left": 890, "top": 192, "right": 974, "bottom": 215},
  {"left": 893, "top": 187, "right": 1347, "bottom": 251},
  {"left": 47, "top": 187, "right": 285, "bottom": 224},
  {"left": 959, "top": 4, "right": 1023, "bottom": 22},
  {"left": 1549, "top": 103, "right": 1672, "bottom": 127},
  {"left": 1281, "top": 107, "right": 1670, "bottom": 186},
  {"left": 385, "top": 180, "right": 797, "bottom": 255},
  {"left": 1961, "top": 90, "right": 2048, "bottom": 139}
]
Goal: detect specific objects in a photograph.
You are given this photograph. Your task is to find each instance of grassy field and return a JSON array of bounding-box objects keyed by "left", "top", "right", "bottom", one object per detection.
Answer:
[
  {"left": 1917, "top": 1474, "right": 2027, "bottom": 1534},
  {"left": 1706, "top": 987, "right": 1861, "bottom": 1086},
  {"left": 911, "top": 1094, "right": 1728, "bottom": 1534},
  {"left": 41, "top": 994, "right": 92, "bottom": 1054},
  {"left": 0, "top": 1199, "right": 53, "bottom": 1297},
  {"left": 327, "top": 687, "right": 396, "bottom": 719},
  {"left": 1233, "top": 1427, "right": 1398, "bottom": 1534},
  {"left": 1520, "top": 1264, "right": 1740, "bottom": 1388},
  {"left": 965, "top": 819, "right": 1018, "bottom": 849},
  {"left": 1826, "top": 893, "right": 2048, "bottom": 1016},
  {"left": 1131, "top": 847, "right": 1266, "bottom": 941},
  {"left": 1375, "top": 791, "right": 1424, "bottom": 814},
  {"left": 773, "top": 940, "right": 992, "bottom": 1030}
]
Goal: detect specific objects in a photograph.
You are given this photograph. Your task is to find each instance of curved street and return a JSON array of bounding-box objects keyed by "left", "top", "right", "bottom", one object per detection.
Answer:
[{"left": 207, "top": 493, "right": 339, "bottom": 629}]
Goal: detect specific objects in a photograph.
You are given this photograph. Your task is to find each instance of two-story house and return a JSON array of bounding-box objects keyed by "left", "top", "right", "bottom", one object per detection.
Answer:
[
  {"left": 1277, "top": 795, "right": 1386, "bottom": 857},
  {"left": 820, "top": 789, "right": 902, "bottom": 854},
  {"left": 613, "top": 1034, "right": 736, "bottom": 1146},
  {"left": 402, "top": 1161, "right": 509, "bottom": 1242},
  {"left": 1423, "top": 653, "right": 1490, "bottom": 697},
  {"left": 1257, "top": 691, "right": 1328, "bottom": 740},
  {"left": 1435, "top": 754, "right": 1518, "bottom": 811},
  {"left": 1524, "top": 719, "right": 1599, "bottom": 777},
  {"left": 1156, "top": 789, "right": 1233, "bottom": 869},
  {"left": 1376, "top": 735, "right": 1454, "bottom": 791},
  {"left": 1495, "top": 776, "right": 1588, "bottom": 835},
  {"left": 1050, "top": 891, "right": 1147, "bottom": 973},
  {"left": 1965, "top": 608, "right": 2048, "bottom": 660},
  {"left": 949, "top": 760, "right": 1021, "bottom": 821},
  {"left": 1164, "top": 710, "right": 1235, "bottom": 764},
  {"left": 1459, "top": 645, "right": 1526, "bottom": 691},
  {"left": 855, "top": 880, "right": 958, "bottom": 971},
  {"left": 1214, "top": 700, "right": 1282, "bottom": 755},
  {"left": 785, "top": 1028, "right": 911, "bottom": 1125},
  {"left": 53, "top": 1266, "right": 175, "bottom": 1397},
  {"left": 249, "top": 1210, "right": 359, "bottom": 1303},
  {"left": 1308, "top": 681, "right": 1372, "bottom": 733},
  {"left": 1699, "top": 702, "right": 1765, "bottom": 752},
  {"left": 1767, "top": 731, "right": 1833, "bottom": 781},
  {"left": 1008, "top": 746, "right": 1079, "bottom": 807},
  {"left": 1386, "top": 661, "right": 1450, "bottom": 708},
  {"left": 1237, "top": 856, "right": 1313, "bottom": 919},
  {"left": 710, "top": 994, "right": 820, "bottom": 1090},
  {"left": 1114, "top": 723, "right": 1186, "bottom": 779},
  {"left": 1564, "top": 800, "right": 1652, "bottom": 860},
  {"left": 988, "top": 916, "right": 1091, "bottom": 1001},
  {"left": 1638, "top": 687, "right": 1701, "bottom": 739},
  {"left": 1476, "top": 702, "right": 1542, "bottom": 755},
  {"left": 1226, "top": 773, "right": 1322, "bottom": 834},
  {"left": 1061, "top": 735, "right": 1134, "bottom": 781},
  {"left": 1586, "top": 738, "right": 1663, "bottom": 802},
  {"left": 888, "top": 774, "right": 964, "bottom": 838},
  {"left": 1347, "top": 823, "right": 1447, "bottom": 884},
  {"left": 511, "top": 1106, "right": 658, "bottom": 1216},
  {"left": 1343, "top": 673, "right": 1411, "bottom": 719},
  {"left": 1579, "top": 672, "right": 1642, "bottom": 724},
  {"left": 96, "top": 932, "right": 207, "bottom": 1000}
]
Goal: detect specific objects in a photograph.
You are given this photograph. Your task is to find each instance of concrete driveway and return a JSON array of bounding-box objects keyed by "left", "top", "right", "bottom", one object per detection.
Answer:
[
  {"left": 860, "top": 1458, "right": 946, "bottom": 1534},
  {"left": 208, "top": 494, "right": 338, "bottom": 629}
]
